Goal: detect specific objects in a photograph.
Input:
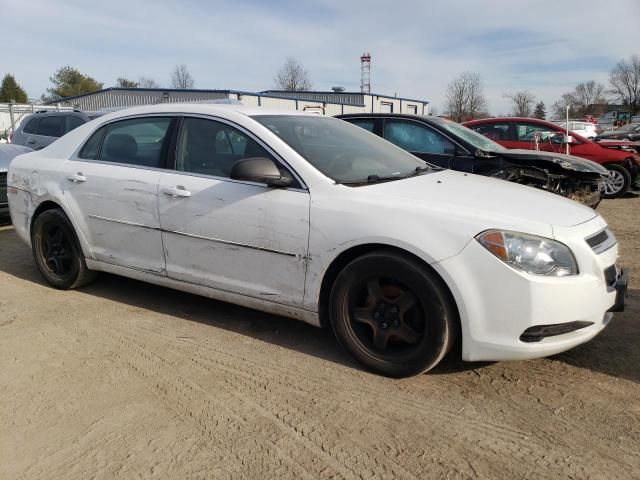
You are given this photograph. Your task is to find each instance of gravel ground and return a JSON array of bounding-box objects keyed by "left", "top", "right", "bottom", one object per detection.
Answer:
[{"left": 0, "top": 198, "right": 638, "bottom": 480}]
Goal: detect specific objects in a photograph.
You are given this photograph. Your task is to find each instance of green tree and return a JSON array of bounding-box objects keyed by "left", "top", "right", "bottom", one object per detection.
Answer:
[
  {"left": 43, "top": 66, "right": 103, "bottom": 101},
  {"left": 0, "top": 74, "right": 28, "bottom": 103},
  {"left": 533, "top": 101, "right": 546, "bottom": 119},
  {"left": 116, "top": 77, "right": 139, "bottom": 88}
]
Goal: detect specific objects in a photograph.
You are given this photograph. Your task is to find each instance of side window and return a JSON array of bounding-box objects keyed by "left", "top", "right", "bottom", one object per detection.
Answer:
[
  {"left": 384, "top": 120, "right": 455, "bottom": 154},
  {"left": 78, "top": 126, "right": 107, "bottom": 160},
  {"left": 346, "top": 119, "right": 375, "bottom": 133},
  {"left": 470, "top": 123, "right": 513, "bottom": 141},
  {"left": 176, "top": 117, "right": 278, "bottom": 179},
  {"left": 38, "top": 116, "right": 65, "bottom": 137},
  {"left": 22, "top": 118, "right": 40, "bottom": 134},
  {"left": 99, "top": 117, "right": 172, "bottom": 168},
  {"left": 515, "top": 123, "right": 553, "bottom": 142},
  {"left": 66, "top": 116, "right": 85, "bottom": 134}
]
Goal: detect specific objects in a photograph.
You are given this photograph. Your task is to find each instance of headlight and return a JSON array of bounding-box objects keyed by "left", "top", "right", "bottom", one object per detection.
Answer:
[{"left": 476, "top": 230, "right": 578, "bottom": 276}]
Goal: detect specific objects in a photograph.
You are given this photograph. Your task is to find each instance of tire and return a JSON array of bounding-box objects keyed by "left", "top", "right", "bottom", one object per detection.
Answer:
[
  {"left": 329, "top": 250, "right": 457, "bottom": 378},
  {"left": 31, "top": 209, "right": 97, "bottom": 289},
  {"left": 602, "top": 164, "right": 631, "bottom": 199}
]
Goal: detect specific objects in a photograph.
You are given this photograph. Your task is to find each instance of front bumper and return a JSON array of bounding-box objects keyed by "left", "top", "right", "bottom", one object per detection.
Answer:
[{"left": 432, "top": 216, "right": 623, "bottom": 362}]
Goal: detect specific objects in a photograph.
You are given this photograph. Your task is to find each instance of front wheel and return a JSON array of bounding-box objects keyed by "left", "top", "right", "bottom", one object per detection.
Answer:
[
  {"left": 601, "top": 164, "right": 631, "bottom": 198},
  {"left": 31, "top": 209, "right": 97, "bottom": 289},
  {"left": 329, "top": 250, "right": 457, "bottom": 377}
]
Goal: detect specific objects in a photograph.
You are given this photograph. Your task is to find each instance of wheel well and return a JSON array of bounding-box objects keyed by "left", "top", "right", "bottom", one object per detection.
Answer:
[
  {"left": 317, "top": 244, "right": 460, "bottom": 333},
  {"left": 30, "top": 201, "right": 63, "bottom": 233}
]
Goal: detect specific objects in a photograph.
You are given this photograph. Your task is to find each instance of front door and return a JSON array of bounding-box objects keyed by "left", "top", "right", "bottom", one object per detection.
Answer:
[
  {"left": 158, "top": 116, "right": 310, "bottom": 307},
  {"left": 62, "top": 116, "right": 174, "bottom": 273}
]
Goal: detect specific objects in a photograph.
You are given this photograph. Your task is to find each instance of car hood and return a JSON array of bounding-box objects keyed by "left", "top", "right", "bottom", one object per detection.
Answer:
[
  {"left": 596, "top": 138, "right": 640, "bottom": 146},
  {"left": 495, "top": 149, "right": 608, "bottom": 175},
  {"left": 0, "top": 144, "right": 32, "bottom": 172},
  {"left": 596, "top": 131, "right": 640, "bottom": 140},
  {"left": 360, "top": 169, "right": 597, "bottom": 229}
]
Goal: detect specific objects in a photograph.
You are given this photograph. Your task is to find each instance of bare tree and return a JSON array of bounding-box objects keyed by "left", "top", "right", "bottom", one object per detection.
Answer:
[
  {"left": 444, "top": 72, "right": 487, "bottom": 122},
  {"left": 573, "top": 81, "right": 606, "bottom": 112},
  {"left": 138, "top": 76, "right": 160, "bottom": 88},
  {"left": 609, "top": 55, "right": 640, "bottom": 116},
  {"left": 503, "top": 90, "right": 536, "bottom": 117},
  {"left": 552, "top": 81, "right": 607, "bottom": 118},
  {"left": 274, "top": 58, "right": 312, "bottom": 91},
  {"left": 171, "top": 64, "right": 194, "bottom": 89},
  {"left": 551, "top": 92, "right": 575, "bottom": 119}
]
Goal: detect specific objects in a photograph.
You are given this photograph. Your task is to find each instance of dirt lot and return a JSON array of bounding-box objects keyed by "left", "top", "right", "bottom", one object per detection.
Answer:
[{"left": 0, "top": 198, "right": 638, "bottom": 480}]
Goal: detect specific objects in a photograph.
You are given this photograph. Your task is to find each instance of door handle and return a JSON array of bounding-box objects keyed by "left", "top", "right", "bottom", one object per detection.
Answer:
[
  {"left": 26, "top": 140, "right": 36, "bottom": 144},
  {"left": 162, "top": 186, "right": 191, "bottom": 198},
  {"left": 67, "top": 173, "right": 86, "bottom": 183}
]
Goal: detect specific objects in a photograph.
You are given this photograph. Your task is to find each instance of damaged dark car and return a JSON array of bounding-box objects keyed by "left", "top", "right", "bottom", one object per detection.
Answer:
[{"left": 337, "top": 114, "right": 608, "bottom": 208}]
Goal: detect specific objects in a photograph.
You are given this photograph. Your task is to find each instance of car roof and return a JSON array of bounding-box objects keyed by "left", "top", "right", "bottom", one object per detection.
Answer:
[
  {"left": 96, "top": 103, "right": 319, "bottom": 121},
  {"left": 337, "top": 112, "right": 445, "bottom": 125}
]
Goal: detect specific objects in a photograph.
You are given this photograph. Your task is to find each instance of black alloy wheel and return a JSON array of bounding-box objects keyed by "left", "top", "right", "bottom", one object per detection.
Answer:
[
  {"left": 31, "top": 209, "right": 97, "bottom": 289},
  {"left": 330, "top": 250, "right": 457, "bottom": 377}
]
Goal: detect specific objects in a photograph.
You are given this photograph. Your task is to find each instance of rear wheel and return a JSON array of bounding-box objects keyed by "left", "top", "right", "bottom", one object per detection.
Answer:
[
  {"left": 602, "top": 164, "right": 631, "bottom": 198},
  {"left": 31, "top": 209, "right": 97, "bottom": 289},
  {"left": 329, "top": 250, "right": 457, "bottom": 377}
]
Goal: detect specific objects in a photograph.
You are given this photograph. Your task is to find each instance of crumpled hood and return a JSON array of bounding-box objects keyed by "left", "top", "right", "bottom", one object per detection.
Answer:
[
  {"left": 498, "top": 149, "right": 608, "bottom": 175},
  {"left": 361, "top": 169, "right": 598, "bottom": 229}
]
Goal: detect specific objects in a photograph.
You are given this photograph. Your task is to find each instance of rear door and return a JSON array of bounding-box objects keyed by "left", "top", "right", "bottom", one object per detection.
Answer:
[{"left": 62, "top": 115, "right": 175, "bottom": 273}]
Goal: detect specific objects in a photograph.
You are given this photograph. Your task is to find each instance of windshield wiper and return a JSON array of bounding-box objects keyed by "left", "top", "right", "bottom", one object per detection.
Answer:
[
  {"left": 401, "top": 165, "right": 432, "bottom": 178},
  {"left": 339, "top": 165, "right": 433, "bottom": 186}
]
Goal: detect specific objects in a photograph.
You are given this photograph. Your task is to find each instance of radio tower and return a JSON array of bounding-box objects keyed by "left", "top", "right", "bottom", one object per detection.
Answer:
[{"left": 360, "top": 52, "right": 371, "bottom": 94}]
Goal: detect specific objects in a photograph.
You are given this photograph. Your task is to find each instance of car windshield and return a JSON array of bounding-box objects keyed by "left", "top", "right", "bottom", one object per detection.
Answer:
[
  {"left": 617, "top": 123, "right": 639, "bottom": 132},
  {"left": 252, "top": 115, "right": 427, "bottom": 184},
  {"left": 436, "top": 118, "right": 507, "bottom": 153}
]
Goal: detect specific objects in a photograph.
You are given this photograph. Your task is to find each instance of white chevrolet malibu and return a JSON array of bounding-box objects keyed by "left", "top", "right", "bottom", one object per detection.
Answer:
[{"left": 7, "top": 104, "right": 628, "bottom": 377}]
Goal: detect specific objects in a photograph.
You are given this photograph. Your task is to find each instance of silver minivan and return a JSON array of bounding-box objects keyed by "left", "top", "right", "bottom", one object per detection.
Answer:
[{"left": 11, "top": 110, "right": 102, "bottom": 150}]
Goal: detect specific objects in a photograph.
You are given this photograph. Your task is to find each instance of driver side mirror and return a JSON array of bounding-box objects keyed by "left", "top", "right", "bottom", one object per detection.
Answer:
[{"left": 230, "top": 157, "right": 293, "bottom": 188}]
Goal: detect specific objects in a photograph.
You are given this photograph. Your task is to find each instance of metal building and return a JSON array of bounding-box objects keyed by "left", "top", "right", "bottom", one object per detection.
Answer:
[{"left": 48, "top": 87, "right": 429, "bottom": 116}]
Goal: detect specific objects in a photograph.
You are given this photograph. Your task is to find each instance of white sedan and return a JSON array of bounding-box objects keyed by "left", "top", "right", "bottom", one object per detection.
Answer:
[{"left": 6, "top": 104, "right": 628, "bottom": 377}]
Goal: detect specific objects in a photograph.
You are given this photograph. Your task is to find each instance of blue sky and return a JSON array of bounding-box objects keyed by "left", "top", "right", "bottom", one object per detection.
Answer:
[{"left": 2, "top": 0, "right": 639, "bottom": 114}]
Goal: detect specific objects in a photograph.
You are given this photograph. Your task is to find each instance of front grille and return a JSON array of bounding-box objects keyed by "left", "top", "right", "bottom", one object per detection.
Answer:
[
  {"left": 585, "top": 228, "right": 617, "bottom": 254},
  {"left": 0, "top": 172, "right": 7, "bottom": 205}
]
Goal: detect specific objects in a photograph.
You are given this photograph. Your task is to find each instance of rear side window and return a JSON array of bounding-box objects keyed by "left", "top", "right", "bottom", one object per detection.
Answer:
[
  {"left": 66, "top": 116, "right": 85, "bottom": 133},
  {"left": 38, "top": 116, "right": 65, "bottom": 137},
  {"left": 99, "top": 117, "right": 172, "bottom": 168},
  {"left": 79, "top": 126, "right": 107, "bottom": 160},
  {"left": 22, "top": 118, "right": 40, "bottom": 134},
  {"left": 347, "top": 119, "right": 376, "bottom": 132}
]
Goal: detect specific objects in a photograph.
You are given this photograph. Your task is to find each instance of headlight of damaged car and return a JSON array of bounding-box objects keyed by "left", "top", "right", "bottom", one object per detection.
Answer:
[{"left": 476, "top": 230, "right": 578, "bottom": 276}]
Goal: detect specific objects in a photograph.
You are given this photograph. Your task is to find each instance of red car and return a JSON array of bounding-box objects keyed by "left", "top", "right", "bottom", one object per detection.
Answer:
[{"left": 464, "top": 117, "right": 640, "bottom": 198}]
